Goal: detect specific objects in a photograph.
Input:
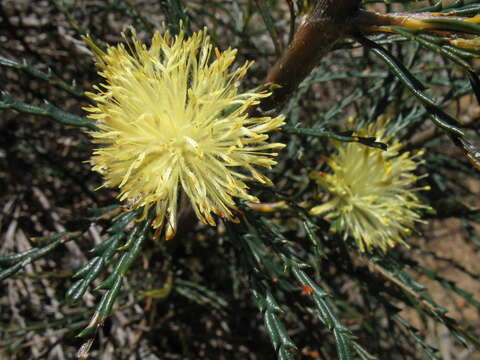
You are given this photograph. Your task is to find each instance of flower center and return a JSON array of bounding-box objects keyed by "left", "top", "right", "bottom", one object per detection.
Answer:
[{"left": 170, "top": 135, "right": 203, "bottom": 159}]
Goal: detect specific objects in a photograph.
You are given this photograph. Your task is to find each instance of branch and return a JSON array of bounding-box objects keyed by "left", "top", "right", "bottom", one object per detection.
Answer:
[
  {"left": 0, "top": 55, "right": 87, "bottom": 99},
  {"left": 353, "top": 10, "right": 480, "bottom": 37},
  {"left": 259, "top": 1, "right": 480, "bottom": 112},
  {"left": 0, "top": 91, "right": 97, "bottom": 131},
  {"left": 259, "top": 0, "right": 361, "bottom": 111}
]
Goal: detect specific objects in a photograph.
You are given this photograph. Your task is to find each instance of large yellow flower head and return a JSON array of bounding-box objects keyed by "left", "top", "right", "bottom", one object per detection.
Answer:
[
  {"left": 309, "top": 122, "right": 430, "bottom": 252},
  {"left": 83, "top": 28, "right": 285, "bottom": 239}
]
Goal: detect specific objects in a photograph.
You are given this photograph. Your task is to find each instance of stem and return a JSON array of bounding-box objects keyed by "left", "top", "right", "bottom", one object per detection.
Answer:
[
  {"left": 260, "top": 2, "right": 480, "bottom": 112},
  {"left": 260, "top": 0, "right": 360, "bottom": 111},
  {"left": 353, "top": 10, "right": 480, "bottom": 35}
]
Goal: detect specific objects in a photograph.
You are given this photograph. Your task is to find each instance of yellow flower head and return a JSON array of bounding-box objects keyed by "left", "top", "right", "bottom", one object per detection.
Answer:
[
  {"left": 83, "top": 28, "right": 285, "bottom": 239},
  {"left": 309, "top": 122, "right": 430, "bottom": 252}
]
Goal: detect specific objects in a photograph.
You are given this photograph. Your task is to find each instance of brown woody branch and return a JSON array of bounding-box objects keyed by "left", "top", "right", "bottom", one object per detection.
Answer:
[
  {"left": 260, "top": 0, "right": 360, "bottom": 111},
  {"left": 260, "top": 0, "right": 480, "bottom": 112}
]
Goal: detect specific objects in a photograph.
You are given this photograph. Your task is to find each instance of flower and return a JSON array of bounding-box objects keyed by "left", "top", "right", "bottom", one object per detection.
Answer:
[
  {"left": 83, "top": 28, "right": 285, "bottom": 239},
  {"left": 309, "top": 122, "right": 430, "bottom": 252}
]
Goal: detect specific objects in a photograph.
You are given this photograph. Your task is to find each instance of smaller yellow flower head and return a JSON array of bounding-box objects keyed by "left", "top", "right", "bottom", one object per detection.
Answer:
[
  {"left": 309, "top": 122, "right": 430, "bottom": 252},
  {"left": 83, "top": 28, "right": 285, "bottom": 239}
]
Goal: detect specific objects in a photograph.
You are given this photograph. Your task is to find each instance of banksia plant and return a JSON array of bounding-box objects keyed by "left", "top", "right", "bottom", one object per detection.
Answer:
[
  {"left": 1, "top": 1, "right": 480, "bottom": 359},
  {"left": 83, "top": 28, "right": 285, "bottom": 239},
  {"left": 310, "top": 121, "right": 430, "bottom": 252}
]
